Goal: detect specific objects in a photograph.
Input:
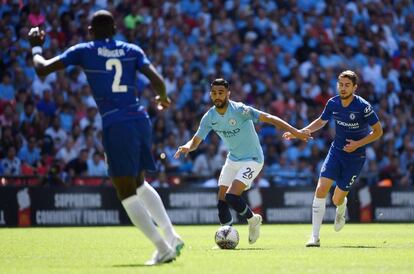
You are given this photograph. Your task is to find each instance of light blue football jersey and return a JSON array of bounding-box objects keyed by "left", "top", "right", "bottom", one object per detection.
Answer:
[{"left": 195, "top": 100, "right": 264, "bottom": 163}]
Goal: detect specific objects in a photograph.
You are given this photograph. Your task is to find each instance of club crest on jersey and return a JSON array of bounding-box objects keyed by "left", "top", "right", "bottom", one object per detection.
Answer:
[
  {"left": 349, "top": 113, "right": 356, "bottom": 120},
  {"left": 228, "top": 118, "right": 237, "bottom": 126}
]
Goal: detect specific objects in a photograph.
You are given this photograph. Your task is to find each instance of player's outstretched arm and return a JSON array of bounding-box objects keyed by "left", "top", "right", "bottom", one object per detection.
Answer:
[
  {"left": 140, "top": 64, "right": 171, "bottom": 110},
  {"left": 174, "top": 136, "right": 203, "bottom": 159},
  {"left": 344, "top": 121, "right": 383, "bottom": 153},
  {"left": 283, "top": 117, "right": 327, "bottom": 140},
  {"left": 28, "top": 27, "right": 66, "bottom": 77},
  {"left": 258, "top": 112, "right": 312, "bottom": 141}
]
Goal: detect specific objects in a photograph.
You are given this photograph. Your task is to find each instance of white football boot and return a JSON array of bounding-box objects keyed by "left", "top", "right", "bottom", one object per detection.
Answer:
[
  {"left": 145, "top": 247, "right": 176, "bottom": 266},
  {"left": 305, "top": 237, "right": 321, "bottom": 247},
  {"left": 247, "top": 214, "right": 262, "bottom": 244},
  {"left": 169, "top": 236, "right": 185, "bottom": 256}
]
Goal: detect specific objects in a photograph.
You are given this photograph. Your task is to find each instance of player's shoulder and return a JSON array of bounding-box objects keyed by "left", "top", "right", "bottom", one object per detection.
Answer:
[
  {"left": 354, "top": 95, "right": 374, "bottom": 114},
  {"left": 69, "top": 41, "right": 93, "bottom": 51},
  {"left": 229, "top": 100, "right": 250, "bottom": 111},
  {"left": 354, "top": 95, "right": 372, "bottom": 106},
  {"left": 326, "top": 95, "right": 340, "bottom": 106},
  {"left": 115, "top": 40, "right": 145, "bottom": 53}
]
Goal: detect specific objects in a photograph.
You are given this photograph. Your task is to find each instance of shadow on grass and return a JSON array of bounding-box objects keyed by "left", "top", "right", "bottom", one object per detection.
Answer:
[
  {"left": 339, "top": 245, "right": 379, "bottom": 249},
  {"left": 234, "top": 247, "right": 272, "bottom": 251},
  {"left": 112, "top": 264, "right": 148, "bottom": 268}
]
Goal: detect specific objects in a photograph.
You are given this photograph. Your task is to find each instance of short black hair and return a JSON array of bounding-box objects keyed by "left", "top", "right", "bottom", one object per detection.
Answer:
[
  {"left": 211, "top": 78, "right": 229, "bottom": 89},
  {"left": 90, "top": 10, "right": 115, "bottom": 39},
  {"left": 338, "top": 70, "right": 358, "bottom": 85}
]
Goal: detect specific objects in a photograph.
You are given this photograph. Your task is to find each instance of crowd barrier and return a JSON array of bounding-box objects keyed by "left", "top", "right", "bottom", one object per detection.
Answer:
[{"left": 1, "top": 180, "right": 413, "bottom": 227}]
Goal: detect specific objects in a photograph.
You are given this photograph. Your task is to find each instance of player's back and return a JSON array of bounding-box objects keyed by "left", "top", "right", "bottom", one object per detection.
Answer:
[{"left": 59, "top": 39, "right": 150, "bottom": 127}]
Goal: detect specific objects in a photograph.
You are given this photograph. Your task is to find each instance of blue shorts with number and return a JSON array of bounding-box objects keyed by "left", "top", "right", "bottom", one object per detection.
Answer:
[
  {"left": 102, "top": 118, "right": 156, "bottom": 177},
  {"left": 320, "top": 146, "right": 366, "bottom": 191}
]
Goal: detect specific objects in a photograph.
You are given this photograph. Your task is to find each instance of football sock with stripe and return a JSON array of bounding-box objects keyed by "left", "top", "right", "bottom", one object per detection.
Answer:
[{"left": 225, "top": 193, "right": 253, "bottom": 219}]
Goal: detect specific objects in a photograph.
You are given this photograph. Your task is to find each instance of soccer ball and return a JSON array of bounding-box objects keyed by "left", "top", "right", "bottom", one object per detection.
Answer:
[{"left": 215, "top": 225, "right": 239, "bottom": 249}]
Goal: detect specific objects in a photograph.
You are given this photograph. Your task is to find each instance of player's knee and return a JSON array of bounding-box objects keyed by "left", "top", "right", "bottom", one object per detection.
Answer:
[
  {"left": 332, "top": 196, "right": 343, "bottom": 206},
  {"left": 315, "top": 186, "right": 329, "bottom": 198}
]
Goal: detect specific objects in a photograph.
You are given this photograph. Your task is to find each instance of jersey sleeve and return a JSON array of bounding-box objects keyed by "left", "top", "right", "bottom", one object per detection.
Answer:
[
  {"left": 320, "top": 100, "right": 333, "bottom": 121},
  {"left": 58, "top": 43, "right": 86, "bottom": 67},
  {"left": 362, "top": 103, "right": 379, "bottom": 126},
  {"left": 237, "top": 103, "right": 261, "bottom": 123},
  {"left": 195, "top": 112, "right": 212, "bottom": 140},
  {"left": 133, "top": 45, "right": 151, "bottom": 69}
]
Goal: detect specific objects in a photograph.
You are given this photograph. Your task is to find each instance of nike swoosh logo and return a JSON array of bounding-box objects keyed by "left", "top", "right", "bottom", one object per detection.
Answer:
[
  {"left": 333, "top": 112, "right": 339, "bottom": 114},
  {"left": 212, "top": 122, "right": 218, "bottom": 125}
]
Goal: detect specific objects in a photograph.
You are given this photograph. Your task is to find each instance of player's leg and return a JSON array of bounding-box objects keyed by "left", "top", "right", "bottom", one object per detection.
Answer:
[
  {"left": 103, "top": 120, "right": 175, "bottom": 265},
  {"left": 218, "top": 185, "right": 233, "bottom": 225},
  {"left": 306, "top": 176, "right": 334, "bottom": 247},
  {"left": 333, "top": 155, "right": 365, "bottom": 232},
  {"left": 225, "top": 160, "right": 263, "bottom": 244},
  {"left": 135, "top": 171, "right": 184, "bottom": 255},
  {"left": 306, "top": 148, "right": 339, "bottom": 247},
  {"left": 217, "top": 160, "right": 237, "bottom": 226},
  {"left": 112, "top": 177, "right": 175, "bottom": 265},
  {"left": 332, "top": 186, "right": 348, "bottom": 232}
]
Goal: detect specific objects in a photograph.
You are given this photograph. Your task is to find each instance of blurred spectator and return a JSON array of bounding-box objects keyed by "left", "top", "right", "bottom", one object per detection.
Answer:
[
  {"left": 87, "top": 152, "right": 107, "bottom": 176},
  {"left": 0, "top": 0, "right": 413, "bottom": 187},
  {"left": 0, "top": 146, "right": 21, "bottom": 175}
]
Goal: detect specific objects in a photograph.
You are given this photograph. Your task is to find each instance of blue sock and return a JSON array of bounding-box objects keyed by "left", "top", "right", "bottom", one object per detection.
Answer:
[
  {"left": 217, "top": 200, "right": 233, "bottom": 225},
  {"left": 225, "top": 193, "right": 253, "bottom": 219}
]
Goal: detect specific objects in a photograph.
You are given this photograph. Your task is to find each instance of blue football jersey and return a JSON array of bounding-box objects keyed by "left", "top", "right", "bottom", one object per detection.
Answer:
[
  {"left": 195, "top": 100, "right": 264, "bottom": 163},
  {"left": 59, "top": 39, "right": 150, "bottom": 127},
  {"left": 320, "top": 95, "right": 379, "bottom": 155}
]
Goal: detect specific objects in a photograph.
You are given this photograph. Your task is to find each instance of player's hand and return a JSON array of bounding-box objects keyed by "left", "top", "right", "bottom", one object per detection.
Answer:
[
  {"left": 343, "top": 139, "right": 360, "bottom": 153},
  {"left": 28, "top": 27, "right": 45, "bottom": 47},
  {"left": 293, "top": 129, "right": 313, "bottom": 142},
  {"left": 282, "top": 132, "right": 295, "bottom": 140},
  {"left": 155, "top": 95, "right": 171, "bottom": 110},
  {"left": 174, "top": 145, "right": 190, "bottom": 159}
]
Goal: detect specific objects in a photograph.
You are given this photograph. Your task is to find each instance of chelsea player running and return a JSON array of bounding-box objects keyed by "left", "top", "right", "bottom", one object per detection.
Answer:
[
  {"left": 283, "top": 70, "right": 383, "bottom": 247},
  {"left": 174, "top": 78, "right": 311, "bottom": 244},
  {"left": 28, "top": 10, "right": 183, "bottom": 265}
]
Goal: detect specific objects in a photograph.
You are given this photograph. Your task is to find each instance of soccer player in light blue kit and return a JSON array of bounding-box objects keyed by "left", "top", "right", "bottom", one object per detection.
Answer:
[
  {"left": 28, "top": 10, "right": 183, "bottom": 265},
  {"left": 284, "top": 70, "right": 383, "bottom": 247},
  {"left": 174, "top": 79, "right": 311, "bottom": 244}
]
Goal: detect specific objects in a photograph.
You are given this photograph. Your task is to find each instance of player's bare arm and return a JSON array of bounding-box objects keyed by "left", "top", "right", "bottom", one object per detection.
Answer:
[
  {"left": 343, "top": 121, "right": 383, "bottom": 153},
  {"left": 174, "top": 135, "right": 203, "bottom": 158},
  {"left": 140, "top": 64, "right": 171, "bottom": 110},
  {"left": 258, "top": 112, "right": 311, "bottom": 141},
  {"left": 28, "top": 27, "right": 66, "bottom": 76},
  {"left": 283, "top": 117, "right": 327, "bottom": 140}
]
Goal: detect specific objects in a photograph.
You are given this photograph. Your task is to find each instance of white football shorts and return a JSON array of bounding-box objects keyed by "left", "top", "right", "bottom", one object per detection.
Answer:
[{"left": 218, "top": 158, "right": 264, "bottom": 189}]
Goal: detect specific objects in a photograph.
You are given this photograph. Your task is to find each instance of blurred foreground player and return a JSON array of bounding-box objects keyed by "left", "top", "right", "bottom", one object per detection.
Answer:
[{"left": 28, "top": 10, "right": 183, "bottom": 265}]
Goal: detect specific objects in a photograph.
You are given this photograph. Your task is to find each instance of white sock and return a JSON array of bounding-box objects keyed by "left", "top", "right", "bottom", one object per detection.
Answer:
[
  {"left": 122, "top": 195, "right": 170, "bottom": 253},
  {"left": 312, "top": 197, "right": 326, "bottom": 239},
  {"left": 336, "top": 197, "right": 347, "bottom": 215},
  {"left": 137, "top": 182, "right": 178, "bottom": 241}
]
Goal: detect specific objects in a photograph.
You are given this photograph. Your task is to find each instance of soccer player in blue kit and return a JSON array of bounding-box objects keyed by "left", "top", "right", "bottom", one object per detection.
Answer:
[
  {"left": 28, "top": 10, "right": 183, "bottom": 265},
  {"left": 174, "top": 78, "right": 311, "bottom": 244},
  {"left": 283, "top": 70, "right": 383, "bottom": 247}
]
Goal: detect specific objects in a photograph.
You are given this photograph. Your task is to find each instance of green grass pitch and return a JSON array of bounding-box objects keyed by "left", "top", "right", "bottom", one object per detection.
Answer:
[{"left": 1, "top": 224, "right": 414, "bottom": 274}]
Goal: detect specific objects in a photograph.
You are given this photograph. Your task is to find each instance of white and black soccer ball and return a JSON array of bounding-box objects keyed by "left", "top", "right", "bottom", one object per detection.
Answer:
[{"left": 215, "top": 225, "right": 239, "bottom": 249}]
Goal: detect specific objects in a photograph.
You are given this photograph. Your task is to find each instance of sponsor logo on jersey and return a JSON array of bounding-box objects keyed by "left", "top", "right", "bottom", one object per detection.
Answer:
[
  {"left": 216, "top": 128, "right": 240, "bottom": 138},
  {"left": 336, "top": 120, "right": 360, "bottom": 129}
]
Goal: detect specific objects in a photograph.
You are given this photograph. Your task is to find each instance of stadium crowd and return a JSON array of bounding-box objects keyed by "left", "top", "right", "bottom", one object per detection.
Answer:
[{"left": 0, "top": 0, "right": 413, "bottom": 187}]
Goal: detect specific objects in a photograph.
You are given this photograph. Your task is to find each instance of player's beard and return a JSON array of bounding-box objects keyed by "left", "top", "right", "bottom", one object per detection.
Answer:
[
  {"left": 339, "top": 92, "right": 353, "bottom": 100},
  {"left": 214, "top": 98, "right": 228, "bottom": 109}
]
